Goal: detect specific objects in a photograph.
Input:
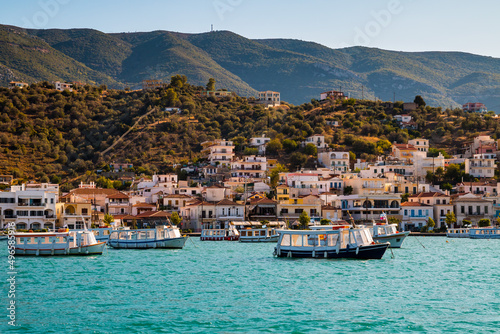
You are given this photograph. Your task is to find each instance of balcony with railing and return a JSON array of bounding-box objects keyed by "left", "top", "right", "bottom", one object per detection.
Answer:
[{"left": 18, "top": 199, "right": 44, "bottom": 207}]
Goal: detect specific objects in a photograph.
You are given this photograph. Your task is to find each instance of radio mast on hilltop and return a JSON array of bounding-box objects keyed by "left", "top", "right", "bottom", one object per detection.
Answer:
[{"left": 211, "top": 24, "right": 214, "bottom": 32}]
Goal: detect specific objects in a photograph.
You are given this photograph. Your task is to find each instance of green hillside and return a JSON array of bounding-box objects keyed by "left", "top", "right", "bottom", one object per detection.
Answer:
[
  {"left": 1, "top": 79, "right": 499, "bottom": 187},
  {"left": 0, "top": 25, "right": 120, "bottom": 87},
  {"left": 2, "top": 25, "right": 500, "bottom": 109}
]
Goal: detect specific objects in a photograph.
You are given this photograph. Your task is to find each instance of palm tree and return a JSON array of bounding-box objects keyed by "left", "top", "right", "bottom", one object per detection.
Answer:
[{"left": 103, "top": 213, "right": 114, "bottom": 226}]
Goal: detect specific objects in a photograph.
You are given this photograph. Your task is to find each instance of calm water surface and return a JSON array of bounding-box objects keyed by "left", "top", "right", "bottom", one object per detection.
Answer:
[{"left": 1, "top": 237, "right": 499, "bottom": 333}]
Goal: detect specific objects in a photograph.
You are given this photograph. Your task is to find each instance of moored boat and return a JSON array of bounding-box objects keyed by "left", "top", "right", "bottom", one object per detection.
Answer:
[
  {"left": 371, "top": 223, "right": 410, "bottom": 248},
  {"left": 108, "top": 225, "right": 188, "bottom": 249},
  {"left": 273, "top": 227, "right": 389, "bottom": 259},
  {"left": 237, "top": 221, "right": 286, "bottom": 243},
  {"left": 14, "top": 230, "right": 106, "bottom": 256},
  {"left": 369, "top": 213, "right": 409, "bottom": 248},
  {"left": 446, "top": 228, "right": 471, "bottom": 238},
  {"left": 447, "top": 227, "right": 500, "bottom": 239},
  {"left": 200, "top": 225, "right": 239, "bottom": 241}
]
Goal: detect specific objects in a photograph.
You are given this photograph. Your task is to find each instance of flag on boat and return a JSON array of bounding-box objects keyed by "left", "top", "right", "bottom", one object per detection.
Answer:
[{"left": 380, "top": 212, "right": 387, "bottom": 221}]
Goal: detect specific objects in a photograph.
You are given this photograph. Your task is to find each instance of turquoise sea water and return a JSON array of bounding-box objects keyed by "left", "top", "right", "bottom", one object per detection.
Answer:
[{"left": 2, "top": 237, "right": 500, "bottom": 333}]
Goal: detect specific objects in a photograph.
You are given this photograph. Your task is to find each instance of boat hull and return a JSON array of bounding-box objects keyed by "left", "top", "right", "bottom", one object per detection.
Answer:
[
  {"left": 15, "top": 242, "right": 107, "bottom": 256},
  {"left": 373, "top": 231, "right": 410, "bottom": 248},
  {"left": 108, "top": 236, "right": 188, "bottom": 249},
  {"left": 239, "top": 235, "right": 279, "bottom": 243},
  {"left": 274, "top": 243, "right": 389, "bottom": 259},
  {"left": 200, "top": 235, "right": 239, "bottom": 241}
]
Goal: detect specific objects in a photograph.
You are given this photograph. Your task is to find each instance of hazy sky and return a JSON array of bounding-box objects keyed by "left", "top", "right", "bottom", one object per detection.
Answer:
[{"left": 2, "top": 0, "right": 500, "bottom": 57}]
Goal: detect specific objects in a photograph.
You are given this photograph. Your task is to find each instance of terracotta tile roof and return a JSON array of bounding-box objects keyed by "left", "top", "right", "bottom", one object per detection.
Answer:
[
  {"left": 163, "top": 194, "right": 193, "bottom": 199},
  {"left": 112, "top": 214, "right": 135, "bottom": 220},
  {"left": 70, "top": 188, "right": 121, "bottom": 196},
  {"left": 401, "top": 202, "right": 432, "bottom": 207},
  {"left": 132, "top": 202, "right": 156, "bottom": 207},
  {"left": 217, "top": 199, "right": 242, "bottom": 206},
  {"left": 107, "top": 192, "right": 130, "bottom": 199},
  {"left": 393, "top": 143, "right": 417, "bottom": 150},
  {"left": 249, "top": 197, "right": 277, "bottom": 205},
  {"left": 136, "top": 210, "right": 171, "bottom": 218},
  {"left": 298, "top": 194, "right": 320, "bottom": 198},
  {"left": 409, "top": 192, "right": 449, "bottom": 198},
  {"left": 206, "top": 184, "right": 226, "bottom": 189}
]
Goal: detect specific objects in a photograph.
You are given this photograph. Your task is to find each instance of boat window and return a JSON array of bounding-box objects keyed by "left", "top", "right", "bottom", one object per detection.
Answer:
[
  {"left": 104, "top": 230, "right": 110, "bottom": 235},
  {"left": 280, "top": 234, "right": 290, "bottom": 246},
  {"left": 16, "top": 237, "right": 23, "bottom": 244},
  {"left": 43, "top": 237, "right": 49, "bottom": 244},
  {"left": 29, "top": 237, "right": 36, "bottom": 244},
  {"left": 260, "top": 231, "right": 266, "bottom": 236},
  {"left": 327, "top": 234, "right": 339, "bottom": 247},
  {"left": 351, "top": 231, "right": 363, "bottom": 246},
  {"left": 340, "top": 230, "right": 349, "bottom": 248},
  {"left": 241, "top": 231, "right": 246, "bottom": 236},
  {"left": 305, "top": 234, "right": 318, "bottom": 247},
  {"left": 291, "top": 234, "right": 303, "bottom": 247}
]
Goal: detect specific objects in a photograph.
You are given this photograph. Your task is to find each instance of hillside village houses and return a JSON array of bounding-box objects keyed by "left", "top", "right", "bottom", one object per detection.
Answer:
[
  {"left": 249, "top": 134, "right": 271, "bottom": 155},
  {"left": 3, "top": 133, "right": 500, "bottom": 232},
  {"left": 302, "top": 134, "right": 328, "bottom": 149}
]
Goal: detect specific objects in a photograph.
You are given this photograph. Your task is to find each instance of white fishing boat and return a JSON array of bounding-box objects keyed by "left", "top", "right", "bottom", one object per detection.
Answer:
[
  {"left": 446, "top": 228, "right": 471, "bottom": 238},
  {"left": 200, "top": 224, "right": 240, "bottom": 241},
  {"left": 108, "top": 225, "right": 188, "bottom": 249},
  {"left": 273, "top": 227, "right": 389, "bottom": 259},
  {"left": 68, "top": 227, "right": 130, "bottom": 244},
  {"left": 370, "top": 213, "right": 410, "bottom": 248},
  {"left": 14, "top": 229, "right": 106, "bottom": 256},
  {"left": 469, "top": 227, "right": 500, "bottom": 239},
  {"left": 447, "top": 227, "right": 500, "bottom": 239},
  {"left": 237, "top": 221, "right": 286, "bottom": 243}
]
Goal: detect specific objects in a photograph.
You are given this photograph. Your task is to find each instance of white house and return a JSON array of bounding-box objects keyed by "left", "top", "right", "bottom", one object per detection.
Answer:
[
  {"left": 0, "top": 183, "right": 59, "bottom": 230},
  {"left": 453, "top": 193, "right": 494, "bottom": 226},
  {"left": 230, "top": 156, "right": 267, "bottom": 179},
  {"left": 249, "top": 134, "right": 270, "bottom": 155},
  {"left": 408, "top": 192, "right": 453, "bottom": 229},
  {"left": 400, "top": 202, "right": 433, "bottom": 231},
  {"left": 54, "top": 81, "right": 73, "bottom": 92},
  {"left": 465, "top": 154, "right": 497, "bottom": 178},
  {"left": 257, "top": 91, "right": 280, "bottom": 106},
  {"left": 408, "top": 138, "right": 429, "bottom": 152},
  {"left": 201, "top": 139, "right": 235, "bottom": 167},
  {"left": 302, "top": 135, "right": 328, "bottom": 149},
  {"left": 318, "top": 151, "right": 350, "bottom": 172}
]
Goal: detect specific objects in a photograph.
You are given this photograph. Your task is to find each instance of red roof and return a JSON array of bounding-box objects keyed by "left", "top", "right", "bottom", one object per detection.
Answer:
[
  {"left": 136, "top": 211, "right": 171, "bottom": 218},
  {"left": 393, "top": 143, "right": 417, "bottom": 150},
  {"left": 132, "top": 203, "right": 156, "bottom": 207},
  {"left": 401, "top": 202, "right": 432, "bottom": 207},
  {"left": 107, "top": 192, "right": 130, "bottom": 199},
  {"left": 249, "top": 197, "right": 277, "bottom": 205}
]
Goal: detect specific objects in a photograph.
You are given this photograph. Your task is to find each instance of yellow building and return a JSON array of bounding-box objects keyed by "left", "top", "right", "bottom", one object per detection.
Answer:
[
  {"left": 278, "top": 194, "right": 322, "bottom": 221},
  {"left": 56, "top": 193, "right": 92, "bottom": 229},
  {"left": 276, "top": 185, "right": 290, "bottom": 203}
]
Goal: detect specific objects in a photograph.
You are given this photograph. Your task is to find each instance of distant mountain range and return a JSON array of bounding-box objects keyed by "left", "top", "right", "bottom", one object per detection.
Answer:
[{"left": 1, "top": 24, "right": 500, "bottom": 109}]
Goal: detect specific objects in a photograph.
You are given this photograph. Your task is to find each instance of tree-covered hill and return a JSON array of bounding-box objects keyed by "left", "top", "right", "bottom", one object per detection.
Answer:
[
  {"left": 0, "top": 25, "right": 120, "bottom": 87},
  {"left": 1, "top": 77, "right": 499, "bottom": 187},
  {"left": 2, "top": 24, "right": 500, "bottom": 109}
]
